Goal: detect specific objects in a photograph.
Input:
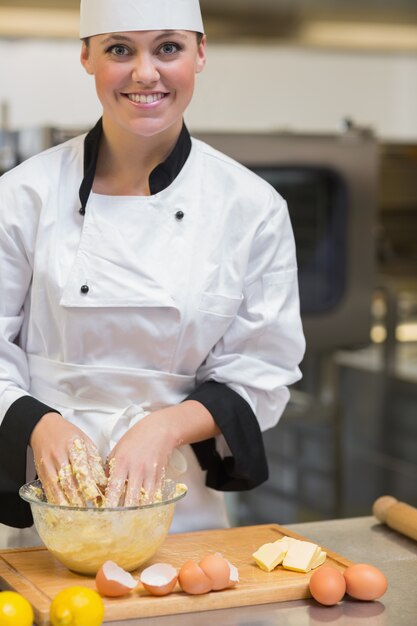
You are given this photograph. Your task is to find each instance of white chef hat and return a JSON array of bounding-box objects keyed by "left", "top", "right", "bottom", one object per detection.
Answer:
[{"left": 79, "top": 0, "right": 205, "bottom": 39}]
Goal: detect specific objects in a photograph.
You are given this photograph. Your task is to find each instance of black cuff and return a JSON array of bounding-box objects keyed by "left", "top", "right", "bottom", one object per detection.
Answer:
[
  {"left": 186, "top": 381, "right": 269, "bottom": 492},
  {"left": 0, "top": 395, "right": 59, "bottom": 528}
]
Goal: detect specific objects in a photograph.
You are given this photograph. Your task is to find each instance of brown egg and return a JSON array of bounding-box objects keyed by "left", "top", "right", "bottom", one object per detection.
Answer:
[
  {"left": 95, "top": 560, "right": 138, "bottom": 597},
  {"left": 309, "top": 566, "right": 346, "bottom": 606},
  {"left": 199, "top": 553, "right": 231, "bottom": 591},
  {"left": 140, "top": 563, "right": 178, "bottom": 596},
  {"left": 178, "top": 560, "right": 213, "bottom": 595},
  {"left": 343, "top": 563, "right": 388, "bottom": 601}
]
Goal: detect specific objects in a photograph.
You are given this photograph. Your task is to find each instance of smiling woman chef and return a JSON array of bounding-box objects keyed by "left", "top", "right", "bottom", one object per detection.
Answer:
[{"left": 0, "top": 0, "right": 305, "bottom": 535}]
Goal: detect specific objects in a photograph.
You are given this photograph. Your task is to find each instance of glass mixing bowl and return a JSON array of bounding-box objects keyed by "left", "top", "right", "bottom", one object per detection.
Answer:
[{"left": 19, "top": 479, "right": 187, "bottom": 575}]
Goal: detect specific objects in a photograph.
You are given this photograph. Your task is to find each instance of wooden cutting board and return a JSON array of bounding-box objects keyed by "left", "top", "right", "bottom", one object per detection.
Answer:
[{"left": 0, "top": 524, "right": 353, "bottom": 625}]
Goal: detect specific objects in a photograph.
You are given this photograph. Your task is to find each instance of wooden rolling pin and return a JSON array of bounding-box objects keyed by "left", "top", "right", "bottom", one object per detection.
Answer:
[{"left": 373, "top": 495, "right": 417, "bottom": 542}]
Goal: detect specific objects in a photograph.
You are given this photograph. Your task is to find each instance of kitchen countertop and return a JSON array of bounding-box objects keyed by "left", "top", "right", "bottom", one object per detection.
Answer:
[
  {"left": 108, "top": 515, "right": 417, "bottom": 626},
  {"left": 1, "top": 515, "right": 416, "bottom": 625}
]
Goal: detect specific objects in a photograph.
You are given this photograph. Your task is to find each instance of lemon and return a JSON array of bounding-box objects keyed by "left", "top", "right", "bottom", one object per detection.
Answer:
[
  {"left": 0, "top": 590, "right": 34, "bottom": 626},
  {"left": 50, "top": 586, "right": 104, "bottom": 626}
]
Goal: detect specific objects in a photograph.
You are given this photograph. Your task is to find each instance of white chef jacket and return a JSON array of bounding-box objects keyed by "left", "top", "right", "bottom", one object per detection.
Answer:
[{"left": 0, "top": 123, "right": 305, "bottom": 532}]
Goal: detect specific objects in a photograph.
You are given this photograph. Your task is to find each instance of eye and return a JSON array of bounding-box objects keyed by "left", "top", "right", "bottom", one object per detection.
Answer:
[
  {"left": 107, "top": 44, "right": 130, "bottom": 57},
  {"left": 159, "top": 42, "right": 181, "bottom": 56}
]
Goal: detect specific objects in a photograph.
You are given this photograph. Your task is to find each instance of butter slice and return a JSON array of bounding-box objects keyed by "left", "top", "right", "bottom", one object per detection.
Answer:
[
  {"left": 282, "top": 540, "right": 321, "bottom": 573},
  {"left": 311, "top": 550, "right": 327, "bottom": 569},
  {"left": 252, "top": 538, "right": 291, "bottom": 572}
]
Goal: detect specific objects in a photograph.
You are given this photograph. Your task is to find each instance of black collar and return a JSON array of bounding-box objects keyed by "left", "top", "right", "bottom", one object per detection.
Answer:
[{"left": 78, "top": 118, "right": 192, "bottom": 214}]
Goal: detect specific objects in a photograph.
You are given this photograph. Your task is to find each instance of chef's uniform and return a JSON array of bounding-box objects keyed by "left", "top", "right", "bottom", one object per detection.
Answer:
[{"left": 0, "top": 120, "right": 305, "bottom": 533}]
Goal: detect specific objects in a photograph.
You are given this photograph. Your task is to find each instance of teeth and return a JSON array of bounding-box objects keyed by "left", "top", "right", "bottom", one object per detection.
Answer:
[{"left": 127, "top": 93, "right": 165, "bottom": 104}]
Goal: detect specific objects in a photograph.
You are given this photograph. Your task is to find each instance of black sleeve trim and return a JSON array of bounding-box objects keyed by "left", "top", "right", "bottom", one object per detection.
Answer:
[
  {"left": 186, "top": 381, "right": 269, "bottom": 492},
  {"left": 79, "top": 118, "right": 102, "bottom": 214},
  {"left": 0, "top": 396, "right": 60, "bottom": 528}
]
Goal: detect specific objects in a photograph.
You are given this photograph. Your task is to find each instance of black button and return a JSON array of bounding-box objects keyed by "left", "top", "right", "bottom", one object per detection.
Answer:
[
  {"left": 80, "top": 284, "right": 89, "bottom": 294},
  {"left": 79, "top": 207, "right": 85, "bottom": 216},
  {"left": 175, "top": 211, "right": 184, "bottom": 220}
]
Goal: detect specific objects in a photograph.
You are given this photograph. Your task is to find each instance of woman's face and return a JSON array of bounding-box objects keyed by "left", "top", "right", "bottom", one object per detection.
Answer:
[{"left": 81, "top": 30, "right": 206, "bottom": 140}]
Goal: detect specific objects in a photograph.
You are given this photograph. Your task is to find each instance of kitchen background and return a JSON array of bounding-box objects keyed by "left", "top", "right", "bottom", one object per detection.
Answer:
[{"left": 0, "top": 0, "right": 416, "bottom": 536}]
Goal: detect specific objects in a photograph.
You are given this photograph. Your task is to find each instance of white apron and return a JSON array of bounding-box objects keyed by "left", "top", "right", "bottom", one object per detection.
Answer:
[{"left": 27, "top": 354, "right": 230, "bottom": 533}]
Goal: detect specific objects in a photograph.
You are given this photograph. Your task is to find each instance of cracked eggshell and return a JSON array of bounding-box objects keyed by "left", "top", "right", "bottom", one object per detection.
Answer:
[
  {"left": 140, "top": 563, "right": 178, "bottom": 596},
  {"left": 227, "top": 560, "right": 239, "bottom": 587},
  {"left": 95, "top": 560, "right": 138, "bottom": 597}
]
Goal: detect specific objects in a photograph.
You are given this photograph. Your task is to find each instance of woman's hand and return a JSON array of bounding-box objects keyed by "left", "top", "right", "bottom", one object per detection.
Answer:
[
  {"left": 104, "top": 410, "right": 177, "bottom": 507},
  {"left": 30, "top": 412, "right": 107, "bottom": 506},
  {"left": 104, "top": 401, "right": 220, "bottom": 507}
]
